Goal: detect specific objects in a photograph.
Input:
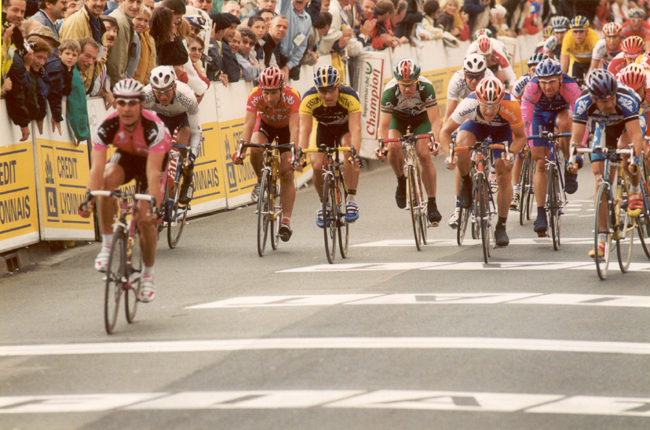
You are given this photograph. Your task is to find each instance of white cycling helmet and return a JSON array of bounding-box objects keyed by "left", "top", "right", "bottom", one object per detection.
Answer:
[
  {"left": 113, "top": 78, "right": 145, "bottom": 99},
  {"left": 150, "top": 66, "right": 176, "bottom": 90},
  {"left": 463, "top": 53, "right": 487, "bottom": 74}
]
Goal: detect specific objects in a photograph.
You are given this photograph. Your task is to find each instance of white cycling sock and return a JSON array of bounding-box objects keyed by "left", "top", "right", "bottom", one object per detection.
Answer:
[
  {"left": 347, "top": 195, "right": 356, "bottom": 203},
  {"left": 630, "top": 184, "right": 640, "bottom": 194},
  {"left": 102, "top": 234, "right": 112, "bottom": 248},
  {"left": 142, "top": 266, "right": 154, "bottom": 277}
]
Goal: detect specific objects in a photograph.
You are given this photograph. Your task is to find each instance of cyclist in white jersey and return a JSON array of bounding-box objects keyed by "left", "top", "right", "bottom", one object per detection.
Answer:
[{"left": 466, "top": 35, "right": 517, "bottom": 86}]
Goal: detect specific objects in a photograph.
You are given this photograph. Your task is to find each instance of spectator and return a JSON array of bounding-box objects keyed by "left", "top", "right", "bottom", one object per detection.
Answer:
[
  {"left": 236, "top": 27, "right": 260, "bottom": 80},
  {"left": 359, "top": 0, "right": 375, "bottom": 21},
  {"left": 222, "top": 0, "right": 240, "bottom": 17},
  {"left": 395, "top": 0, "right": 424, "bottom": 41},
  {"left": 221, "top": 12, "right": 241, "bottom": 82},
  {"left": 275, "top": 0, "right": 313, "bottom": 81},
  {"left": 422, "top": 0, "right": 439, "bottom": 34},
  {"left": 304, "top": 11, "right": 330, "bottom": 64},
  {"left": 437, "top": 0, "right": 464, "bottom": 37},
  {"left": 27, "top": 36, "right": 51, "bottom": 134},
  {"left": 243, "top": 0, "right": 276, "bottom": 20},
  {"left": 247, "top": 15, "right": 267, "bottom": 40},
  {"left": 206, "top": 12, "right": 229, "bottom": 83},
  {"left": 27, "top": 25, "right": 60, "bottom": 49},
  {"left": 107, "top": 0, "right": 142, "bottom": 87},
  {"left": 491, "top": 4, "right": 515, "bottom": 37},
  {"left": 258, "top": 14, "right": 286, "bottom": 68},
  {"left": 231, "top": 28, "right": 241, "bottom": 54},
  {"left": 188, "top": 35, "right": 206, "bottom": 74},
  {"left": 241, "top": 0, "right": 256, "bottom": 16},
  {"left": 318, "top": 0, "right": 343, "bottom": 56},
  {"left": 367, "top": 0, "right": 397, "bottom": 50},
  {"left": 132, "top": 5, "right": 155, "bottom": 85},
  {"left": 59, "top": 0, "right": 106, "bottom": 45},
  {"left": 3, "top": 0, "right": 26, "bottom": 27},
  {"left": 60, "top": 0, "right": 80, "bottom": 25},
  {"left": 256, "top": 8, "right": 275, "bottom": 26},
  {"left": 160, "top": 0, "right": 185, "bottom": 26},
  {"left": 23, "top": 18, "right": 43, "bottom": 35},
  {"left": 100, "top": 14, "right": 117, "bottom": 46},
  {"left": 29, "top": 0, "right": 66, "bottom": 40},
  {"left": 192, "top": 0, "right": 213, "bottom": 14},
  {"left": 44, "top": 38, "right": 79, "bottom": 135},
  {"left": 463, "top": 0, "right": 491, "bottom": 35}
]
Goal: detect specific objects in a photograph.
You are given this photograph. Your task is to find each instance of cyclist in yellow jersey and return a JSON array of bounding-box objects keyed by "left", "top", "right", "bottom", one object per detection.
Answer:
[
  {"left": 561, "top": 15, "right": 599, "bottom": 83},
  {"left": 297, "top": 65, "right": 363, "bottom": 226}
]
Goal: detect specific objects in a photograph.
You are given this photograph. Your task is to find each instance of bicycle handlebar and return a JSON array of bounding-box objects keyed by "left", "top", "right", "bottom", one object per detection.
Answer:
[
  {"left": 79, "top": 190, "right": 157, "bottom": 218},
  {"left": 527, "top": 132, "right": 572, "bottom": 141}
]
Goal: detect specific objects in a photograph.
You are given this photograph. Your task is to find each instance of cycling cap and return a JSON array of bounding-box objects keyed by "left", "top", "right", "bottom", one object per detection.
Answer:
[
  {"left": 476, "top": 76, "right": 505, "bottom": 104},
  {"left": 393, "top": 58, "right": 421, "bottom": 83},
  {"left": 463, "top": 53, "right": 487, "bottom": 73},
  {"left": 534, "top": 58, "right": 562, "bottom": 77},
  {"left": 602, "top": 22, "right": 622, "bottom": 36},
  {"left": 622, "top": 36, "right": 645, "bottom": 58},
  {"left": 314, "top": 65, "right": 340, "bottom": 88},
  {"left": 586, "top": 69, "right": 618, "bottom": 98},
  {"left": 528, "top": 52, "right": 548, "bottom": 67},
  {"left": 476, "top": 35, "right": 492, "bottom": 56},
  {"left": 628, "top": 7, "right": 645, "bottom": 18},
  {"left": 617, "top": 63, "right": 646, "bottom": 91},
  {"left": 473, "top": 28, "right": 493, "bottom": 40},
  {"left": 258, "top": 66, "right": 284, "bottom": 90},
  {"left": 550, "top": 16, "right": 570, "bottom": 31},
  {"left": 113, "top": 78, "right": 145, "bottom": 100},
  {"left": 150, "top": 66, "right": 176, "bottom": 90},
  {"left": 570, "top": 15, "right": 589, "bottom": 29}
]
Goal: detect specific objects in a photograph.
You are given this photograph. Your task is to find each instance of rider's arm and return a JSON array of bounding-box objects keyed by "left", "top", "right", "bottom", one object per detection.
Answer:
[
  {"left": 440, "top": 117, "right": 461, "bottom": 159},
  {"left": 560, "top": 33, "right": 572, "bottom": 74},
  {"left": 625, "top": 118, "right": 645, "bottom": 159},
  {"left": 241, "top": 110, "right": 258, "bottom": 148},
  {"left": 348, "top": 112, "right": 362, "bottom": 153},
  {"left": 87, "top": 148, "right": 108, "bottom": 192},
  {"left": 426, "top": 105, "right": 442, "bottom": 142},
  {"left": 146, "top": 151, "right": 166, "bottom": 211},
  {"left": 444, "top": 99, "right": 458, "bottom": 123},
  {"left": 298, "top": 113, "right": 313, "bottom": 150},
  {"left": 289, "top": 112, "right": 299, "bottom": 146},
  {"left": 560, "top": 53, "right": 570, "bottom": 75},
  {"left": 378, "top": 110, "right": 391, "bottom": 140},
  {"left": 588, "top": 58, "right": 601, "bottom": 75},
  {"left": 510, "top": 124, "right": 527, "bottom": 155},
  {"left": 520, "top": 80, "right": 538, "bottom": 132}
]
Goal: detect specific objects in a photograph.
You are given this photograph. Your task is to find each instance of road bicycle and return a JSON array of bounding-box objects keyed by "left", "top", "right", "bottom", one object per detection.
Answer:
[
  {"left": 89, "top": 190, "right": 153, "bottom": 334},
  {"left": 572, "top": 142, "right": 636, "bottom": 280},
  {"left": 527, "top": 131, "right": 572, "bottom": 250},
  {"left": 236, "top": 140, "right": 293, "bottom": 257},
  {"left": 160, "top": 143, "right": 191, "bottom": 249},
  {"left": 638, "top": 149, "right": 650, "bottom": 259},
  {"left": 377, "top": 132, "right": 436, "bottom": 251},
  {"left": 451, "top": 138, "right": 509, "bottom": 263},
  {"left": 518, "top": 148, "right": 535, "bottom": 226},
  {"left": 298, "top": 144, "right": 360, "bottom": 264}
]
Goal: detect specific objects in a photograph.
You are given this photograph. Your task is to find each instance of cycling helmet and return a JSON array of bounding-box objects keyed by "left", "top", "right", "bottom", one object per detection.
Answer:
[
  {"left": 475, "top": 76, "right": 505, "bottom": 104},
  {"left": 393, "top": 58, "right": 421, "bottom": 83},
  {"left": 113, "top": 78, "right": 145, "bottom": 100},
  {"left": 476, "top": 35, "right": 492, "bottom": 56},
  {"left": 473, "top": 28, "right": 493, "bottom": 41},
  {"left": 617, "top": 63, "right": 646, "bottom": 91},
  {"left": 258, "top": 66, "right": 284, "bottom": 90},
  {"left": 570, "top": 15, "right": 589, "bottom": 29},
  {"left": 622, "top": 36, "right": 645, "bottom": 58},
  {"left": 586, "top": 69, "right": 618, "bottom": 98},
  {"left": 150, "top": 66, "right": 176, "bottom": 90},
  {"left": 602, "top": 22, "right": 622, "bottom": 36},
  {"left": 527, "top": 52, "right": 548, "bottom": 67},
  {"left": 534, "top": 58, "right": 562, "bottom": 77},
  {"left": 550, "top": 16, "right": 570, "bottom": 31},
  {"left": 628, "top": 7, "right": 645, "bottom": 18},
  {"left": 314, "top": 65, "right": 340, "bottom": 88},
  {"left": 463, "top": 53, "right": 487, "bottom": 73},
  {"left": 543, "top": 26, "right": 554, "bottom": 38}
]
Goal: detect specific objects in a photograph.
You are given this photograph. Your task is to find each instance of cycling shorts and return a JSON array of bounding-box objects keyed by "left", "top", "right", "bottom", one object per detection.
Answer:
[
  {"left": 530, "top": 108, "right": 570, "bottom": 148},
  {"left": 109, "top": 150, "right": 151, "bottom": 193},
  {"left": 314, "top": 122, "right": 350, "bottom": 148},
  {"left": 158, "top": 112, "right": 189, "bottom": 136},
  {"left": 390, "top": 112, "right": 431, "bottom": 136},
  {"left": 459, "top": 120, "right": 512, "bottom": 159},
  {"left": 254, "top": 118, "right": 292, "bottom": 154},
  {"left": 590, "top": 112, "right": 647, "bottom": 162},
  {"left": 571, "top": 62, "right": 590, "bottom": 82}
]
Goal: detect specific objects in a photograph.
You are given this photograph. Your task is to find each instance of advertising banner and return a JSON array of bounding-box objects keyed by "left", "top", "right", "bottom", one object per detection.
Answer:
[
  {"left": 358, "top": 52, "right": 387, "bottom": 158},
  {"left": 0, "top": 105, "right": 40, "bottom": 252}
]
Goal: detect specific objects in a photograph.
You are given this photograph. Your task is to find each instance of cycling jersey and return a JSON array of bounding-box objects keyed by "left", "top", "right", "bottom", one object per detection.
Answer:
[
  {"left": 592, "top": 39, "right": 622, "bottom": 68},
  {"left": 451, "top": 92, "right": 524, "bottom": 128},
  {"left": 246, "top": 85, "right": 301, "bottom": 128},
  {"left": 144, "top": 81, "right": 202, "bottom": 157},
  {"left": 543, "top": 35, "right": 560, "bottom": 58},
  {"left": 93, "top": 109, "right": 171, "bottom": 156},
  {"left": 299, "top": 85, "right": 361, "bottom": 126},
  {"left": 380, "top": 76, "right": 437, "bottom": 118},
  {"left": 466, "top": 39, "right": 516, "bottom": 84},
  {"left": 512, "top": 75, "right": 531, "bottom": 99},
  {"left": 561, "top": 29, "right": 600, "bottom": 64},
  {"left": 620, "top": 20, "right": 650, "bottom": 39},
  {"left": 447, "top": 68, "right": 495, "bottom": 101},
  {"left": 521, "top": 74, "right": 581, "bottom": 117},
  {"left": 574, "top": 84, "right": 640, "bottom": 129},
  {"left": 607, "top": 52, "right": 629, "bottom": 76}
]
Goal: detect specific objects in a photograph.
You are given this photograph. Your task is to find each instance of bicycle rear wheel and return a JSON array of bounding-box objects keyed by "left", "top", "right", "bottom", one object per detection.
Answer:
[
  {"left": 617, "top": 185, "right": 634, "bottom": 273},
  {"left": 125, "top": 227, "right": 141, "bottom": 323},
  {"left": 167, "top": 180, "right": 187, "bottom": 249},
  {"left": 105, "top": 228, "right": 125, "bottom": 334},
  {"left": 457, "top": 206, "right": 470, "bottom": 245},
  {"left": 407, "top": 166, "right": 423, "bottom": 251},
  {"left": 270, "top": 179, "right": 281, "bottom": 251},
  {"left": 257, "top": 171, "right": 271, "bottom": 257},
  {"left": 477, "top": 178, "right": 490, "bottom": 263},
  {"left": 338, "top": 176, "right": 349, "bottom": 259},
  {"left": 519, "top": 153, "right": 534, "bottom": 225},
  {"left": 548, "top": 165, "right": 561, "bottom": 251},
  {"left": 595, "top": 182, "right": 614, "bottom": 280},
  {"left": 323, "top": 175, "right": 337, "bottom": 264}
]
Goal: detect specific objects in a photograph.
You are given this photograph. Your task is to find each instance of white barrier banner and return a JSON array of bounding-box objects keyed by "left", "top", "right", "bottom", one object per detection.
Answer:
[{"left": 358, "top": 52, "right": 387, "bottom": 158}]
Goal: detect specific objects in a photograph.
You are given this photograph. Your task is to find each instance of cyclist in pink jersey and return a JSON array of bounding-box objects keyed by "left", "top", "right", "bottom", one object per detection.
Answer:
[{"left": 80, "top": 79, "right": 171, "bottom": 303}]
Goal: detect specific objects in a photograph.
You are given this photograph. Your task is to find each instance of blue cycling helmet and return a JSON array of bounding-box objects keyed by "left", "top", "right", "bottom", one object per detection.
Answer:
[
  {"left": 528, "top": 52, "right": 548, "bottom": 67},
  {"left": 534, "top": 58, "right": 562, "bottom": 77},
  {"left": 550, "top": 16, "right": 570, "bottom": 31},
  {"left": 586, "top": 69, "right": 618, "bottom": 98},
  {"left": 314, "top": 65, "right": 340, "bottom": 88},
  {"left": 570, "top": 15, "right": 589, "bottom": 29}
]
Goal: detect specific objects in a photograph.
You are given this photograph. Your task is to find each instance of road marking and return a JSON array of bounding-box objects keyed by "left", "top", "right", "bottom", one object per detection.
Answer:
[
  {"left": 1, "top": 337, "right": 650, "bottom": 357},
  {"left": 352, "top": 238, "right": 594, "bottom": 247},
  {"left": 0, "top": 391, "right": 648, "bottom": 417},
  {"left": 279, "top": 261, "right": 650, "bottom": 273},
  {"left": 187, "top": 293, "right": 650, "bottom": 309}
]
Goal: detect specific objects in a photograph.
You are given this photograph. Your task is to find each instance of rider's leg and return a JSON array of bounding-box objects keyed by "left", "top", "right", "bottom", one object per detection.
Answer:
[
  {"left": 495, "top": 157, "right": 513, "bottom": 219},
  {"left": 279, "top": 152, "right": 296, "bottom": 218},
  {"left": 99, "top": 163, "right": 126, "bottom": 237},
  {"left": 619, "top": 131, "right": 643, "bottom": 215},
  {"left": 387, "top": 129, "right": 408, "bottom": 208},
  {"left": 556, "top": 109, "right": 573, "bottom": 159},
  {"left": 416, "top": 137, "right": 441, "bottom": 223},
  {"left": 249, "top": 131, "right": 269, "bottom": 179},
  {"left": 135, "top": 198, "right": 158, "bottom": 301},
  {"left": 456, "top": 129, "right": 476, "bottom": 208},
  {"left": 341, "top": 132, "right": 360, "bottom": 193},
  {"left": 532, "top": 145, "right": 549, "bottom": 231},
  {"left": 310, "top": 152, "right": 325, "bottom": 199}
]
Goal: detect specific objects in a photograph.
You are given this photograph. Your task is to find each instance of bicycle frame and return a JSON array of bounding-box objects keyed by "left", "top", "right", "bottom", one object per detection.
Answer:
[{"left": 164, "top": 143, "right": 191, "bottom": 223}]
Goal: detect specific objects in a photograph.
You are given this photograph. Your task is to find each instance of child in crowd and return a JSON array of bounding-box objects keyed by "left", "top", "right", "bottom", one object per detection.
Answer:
[{"left": 45, "top": 39, "right": 80, "bottom": 136}]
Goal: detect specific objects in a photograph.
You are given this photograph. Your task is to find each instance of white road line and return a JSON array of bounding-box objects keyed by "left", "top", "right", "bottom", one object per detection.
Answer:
[
  {"left": 1, "top": 337, "right": 650, "bottom": 357},
  {"left": 186, "top": 293, "right": 650, "bottom": 309},
  {"left": 0, "top": 391, "right": 649, "bottom": 417},
  {"left": 278, "top": 261, "right": 650, "bottom": 273},
  {"left": 352, "top": 238, "right": 594, "bottom": 247}
]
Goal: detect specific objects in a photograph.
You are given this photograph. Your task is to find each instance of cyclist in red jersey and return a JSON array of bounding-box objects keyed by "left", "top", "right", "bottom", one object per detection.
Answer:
[
  {"left": 233, "top": 67, "right": 300, "bottom": 241},
  {"left": 607, "top": 36, "right": 645, "bottom": 76},
  {"left": 80, "top": 79, "right": 171, "bottom": 303},
  {"left": 620, "top": 7, "right": 650, "bottom": 41}
]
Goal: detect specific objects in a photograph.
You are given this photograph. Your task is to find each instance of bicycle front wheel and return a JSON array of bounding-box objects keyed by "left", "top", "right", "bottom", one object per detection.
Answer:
[
  {"left": 477, "top": 178, "right": 490, "bottom": 263},
  {"left": 125, "top": 227, "right": 141, "bottom": 324},
  {"left": 407, "top": 166, "right": 422, "bottom": 251},
  {"left": 338, "top": 176, "right": 349, "bottom": 259},
  {"left": 323, "top": 175, "right": 338, "bottom": 264},
  {"left": 167, "top": 182, "right": 187, "bottom": 249},
  {"left": 457, "top": 206, "right": 470, "bottom": 246},
  {"left": 270, "top": 179, "right": 281, "bottom": 251},
  {"left": 257, "top": 171, "right": 271, "bottom": 257},
  {"left": 595, "top": 182, "right": 613, "bottom": 280},
  {"left": 548, "top": 165, "right": 561, "bottom": 251},
  {"left": 105, "top": 228, "right": 125, "bottom": 334},
  {"left": 617, "top": 186, "right": 634, "bottom": 273}
]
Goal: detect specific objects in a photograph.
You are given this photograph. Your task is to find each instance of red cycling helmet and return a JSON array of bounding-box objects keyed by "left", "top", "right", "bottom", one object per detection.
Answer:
[
  {"left": 258, "top": 67, "right": 284, "bottom": 90},
  {"left": 476, "top": 35, "right": 493, "bottom": 56},
  {"left": 622, "top": 36, "right": 645, "bottom": 59},
  {"left": 618, "top": 63, "right": 647, "bottom": 91}
]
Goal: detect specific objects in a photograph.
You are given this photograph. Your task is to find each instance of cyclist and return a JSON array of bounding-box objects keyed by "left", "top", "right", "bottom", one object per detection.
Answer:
[
  {"left": 144, "top": 66, "right": 202, "bottom": 205},
  {"left": 440, "top": 77, "right": 526, "bottom": 247},
  {"left": 233, "top": 67, "right": 300, "bottom": 241},
  {"left": 607, "top": 36, "right": 645, "bottom": 76},
  {"left": 568, "top": 69, "right": 645, "bottom": 257},
  {"left": 560, "top": 16, "right": 599, "bottom": 84},
  {"left": 620, "top": 7, "right": 650, "bottom": 41},
  {"left": 80, "top": 79, "right": 171, "bottom": 303},
  {"left": 521, "top": 58, "right": 581, "bottom": 236},
  {"left": 467, "top": 35, "right": 517, "bottom": 87},
  {"left": 445, "top": 54, "right": 494, "bottom": 228},
  {"left": 543, "top": 16, "right": 570, "bottom": 61},
  {"left": 589, "top": 22, "right": 622, "bottom": 74},
  {"left": 376, "top": 58, "right": 443, "bottom": 224},
  {"left": 297, "top": 65, "right": 362, "bottom": 226},
  {"left": 535, "top": 26, "right": 554, "bottom": 54}
]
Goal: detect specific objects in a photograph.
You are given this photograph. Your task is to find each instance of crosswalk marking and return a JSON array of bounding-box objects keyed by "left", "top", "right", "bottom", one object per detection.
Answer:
[
  {"left": 186, "top": 293, "right": 650, "bottom": 309},
  {"left": 1, "top": 337, "right": 650, "bottom": 357},
  {"left": 0, "top": 391, "right": 648, "bottom": 416},
  {"left": 352, "top": 238, "right": 594, "bottom": 247}
]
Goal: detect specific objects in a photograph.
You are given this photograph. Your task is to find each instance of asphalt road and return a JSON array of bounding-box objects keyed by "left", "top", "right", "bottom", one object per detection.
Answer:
[{"left": 1, "top": 156, "right": 649, "bottom": 430}]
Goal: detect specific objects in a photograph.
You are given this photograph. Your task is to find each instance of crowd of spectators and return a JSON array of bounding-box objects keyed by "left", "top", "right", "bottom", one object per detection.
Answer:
[{"left": 3, "top": 0, "right": 649, "bottom": 144}]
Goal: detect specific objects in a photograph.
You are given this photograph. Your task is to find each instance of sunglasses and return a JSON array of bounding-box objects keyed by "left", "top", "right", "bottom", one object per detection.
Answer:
[
  {"left": 572, "top": 29, "right": 585, "bottom": 34},
  {"left": 116, "top": 99, "right": 140, "bottom": 107},
  {"left": 466, "top": 72, "right": 485, "bottom": 82},
  {"left": 479, "top": 101, "right": 500, "bottom": 110}
]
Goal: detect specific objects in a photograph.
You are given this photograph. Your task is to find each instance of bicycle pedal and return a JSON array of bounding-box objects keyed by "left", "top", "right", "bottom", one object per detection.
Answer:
[
  {"left": 429, "top": 221, "right": 439, "bottom": 227},
  {"left": 537, "top": 231, "right": 548, "bottom": 238}
]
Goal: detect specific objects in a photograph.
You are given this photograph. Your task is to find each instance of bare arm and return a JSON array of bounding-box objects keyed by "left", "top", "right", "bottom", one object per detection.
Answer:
[
  {"left": 427, "top": 105, "right": 442, "bottom": 142},
  {"left": 348, "top": 112, "right": 362, "bottom": 153},
  {"left": 444, "top": 99, "right": 459, "bottom": 123},
  {"left": 378, "top": 111, "right": 392, "bottom": 140},
  {"left": 289, "top": 113, "right": 299, "bottom": 147},
  {"left": 88, "top": 149, "right": 108, "bottom": 191},
  {"left": 440, "top": 117, "right": 461, "bottom": 159},
  {"left": 146, "top": 151, "right": 166, "bottom": 211},
  {"left": 298, "top": 114, "right": 313, "bottom": 150}
]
